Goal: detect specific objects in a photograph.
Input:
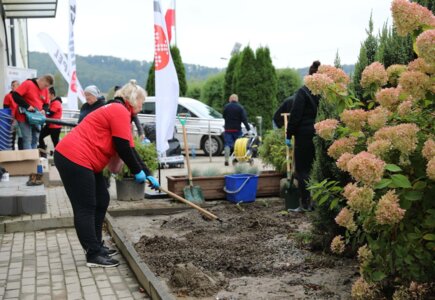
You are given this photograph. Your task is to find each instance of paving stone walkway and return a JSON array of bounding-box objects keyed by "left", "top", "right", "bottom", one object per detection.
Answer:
[{"left": 0, "top": 181, "right": 150, "bottom": 299}]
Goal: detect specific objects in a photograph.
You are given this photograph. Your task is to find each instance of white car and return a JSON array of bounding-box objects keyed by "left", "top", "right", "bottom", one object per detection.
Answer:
[{"left": 136, "top": 97, "right": 255, "bottom": 156}]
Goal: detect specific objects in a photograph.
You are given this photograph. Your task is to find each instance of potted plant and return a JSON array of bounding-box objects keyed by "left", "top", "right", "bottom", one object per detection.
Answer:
[{"left": 106, "top": 138, "right": 158, "bottom": 201}]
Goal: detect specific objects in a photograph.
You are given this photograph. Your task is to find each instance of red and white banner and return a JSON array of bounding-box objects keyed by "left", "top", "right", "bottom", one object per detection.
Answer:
[
  {"left": 67, "top": 0, "right": 79, "bottom": 110},
  {"left": 37, "top": 32, "right": 85, "bottom": 105},
  {"left": 165, "top": 0, "right": 176, "bottom": 44},
  {"left": 154, "top": 0, "right": 179, "bottom": 154}
]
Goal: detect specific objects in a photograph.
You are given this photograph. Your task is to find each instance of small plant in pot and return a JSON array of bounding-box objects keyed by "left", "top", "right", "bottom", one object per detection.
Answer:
[{"left": 106, "top": 138, "right": 158, "bottom": 201}]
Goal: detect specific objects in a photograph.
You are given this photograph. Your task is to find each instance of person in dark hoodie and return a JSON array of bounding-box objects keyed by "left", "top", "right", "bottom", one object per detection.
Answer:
[
  {"left": 38, "top": 87, "right": 63, "bottom": 156},
  {"left": 78, "top": 85, "right": 106, "bottom": 123},
  {"left": 286, "top": 61, "right": 321, "bottom": 212},
  {"left": 222, "top": 94, "right": 251, "bottom": 166}
]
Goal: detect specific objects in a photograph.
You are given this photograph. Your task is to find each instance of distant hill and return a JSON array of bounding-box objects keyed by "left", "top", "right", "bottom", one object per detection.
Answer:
[
  {"left": 296, "top": 64, "right": 355, "bottom": 77},
  {"left": 28, "top": 51, "right": 222, "bottom": 93}
]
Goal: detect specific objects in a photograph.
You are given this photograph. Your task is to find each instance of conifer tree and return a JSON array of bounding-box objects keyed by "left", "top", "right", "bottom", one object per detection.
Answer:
[
  {"left": 233, "top": 46, "right": 259, "bottom": 125},
  {"left": 276, "top": 68, "right": 302, "bottom": 103},
  {"left": 201, "top": 73, "right": 225, "bottom": 111},
  {"left": 334, "top": 50, "right": 342, "bottom": 69},
  {"left": 254, "top": 47, "right": 278, "bottom": 130},
  {"left": 223, "top": 53, "right": 240, "bottom": 104}
]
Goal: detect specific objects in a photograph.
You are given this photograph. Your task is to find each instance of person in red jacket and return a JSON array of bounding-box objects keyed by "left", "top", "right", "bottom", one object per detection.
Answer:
[
  {"left": 12, "top": 74, "right": 53, "bottom": 149},
  {"left": 3, "top": 80, "right": 22, "bottom": 150},
  {"left": 54, "top": 80, "right": 159, "bottom": 268},
  {"left": 38, "top": 87, "right": 63, "bottom": 157}
]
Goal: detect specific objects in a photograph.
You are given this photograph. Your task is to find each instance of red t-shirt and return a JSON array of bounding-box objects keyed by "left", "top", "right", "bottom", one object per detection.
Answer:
[
  {"left": 55, "top": 103, "right": 134, "bottom": 173},
  {"left": 3, "top": 92, "right": 18, "bottom": 118},
  {"left": 14, "top": 79, "right": 49, "bottom": 122},
  {"left": 48, "top": 99, "right": 63, "bottom": 129}
]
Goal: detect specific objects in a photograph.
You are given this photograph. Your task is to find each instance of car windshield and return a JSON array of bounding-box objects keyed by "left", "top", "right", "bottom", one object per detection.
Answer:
[{"left": 188, "top": 100, "right": 223, "bottom": 119}]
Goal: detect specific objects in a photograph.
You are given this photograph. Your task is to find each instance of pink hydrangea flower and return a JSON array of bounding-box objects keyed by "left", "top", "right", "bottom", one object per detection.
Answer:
[
  {"left": 367, "top": 107, "right": 391, "bottom": 130},
  {"left": 304, "top": 73, "right": 334, "bottom": 96},
  {"left": 422, "top": 138, "right": 435, "bottom": 161},
  {"left": 336, "top": 153, "right": 355, "bottom": 172},
  {"left": 367, "top": 139, "right": 392, "bottom": 159},
  {"left": 318, "top": 65, "right": 351, "bottom": 85},
  {"left": 399, "top": 70, "right": 430, "bottom": 100},
  {"left": 408, "top": 58, "right": 435, "bottom": 74},
  {"left": 360, "top": 62, "right": 388, "bottom": 89},
  {"left": 391, "top": 0, "right": 435, "bottom": 36},
  {"left": 330, "top": 235, "right": 345, "bottom": 254},
  {"left": 335, "top": 207, "right": 357, "bottom": 232},
  {"left": 427, "top": 157, "right": 435, "bottom": 181},
  {"left": 386, "top": 64, "right": 407, "bottom": 86},
  {"left": 374, "top": 123, "right": 420, "bottom": 156},
  {"left": 328, "top": 136, "right": 358, "bottom": 159},
  {"left": 343, "top": 183, "right": 375, "bottom": 214},
  {"left": 314, "top": 119, "right": 340, "bottom": 140},
  {"left": 340, "top": 109, "right": 367, "bottom": 132},
  {"left": 375, "top": 87, "right": 402, "bottom": 110},
  {"left": 375, "top": 190, "right": 406, "bottom": 225},
  {"left": 416, "top": 29, "right": 435, "bottom": 65},
  {"left": 357, "top": 245, "right": 373, "bottom": 265},
  {"left": 347, "top": 152, "right": 386, "bottom": 186},
  {"left": 351, "top": 277, "right": 375, "bottom": 299},
  {"left": 397, "top": 100, "right": 414, "bottom": 116}
]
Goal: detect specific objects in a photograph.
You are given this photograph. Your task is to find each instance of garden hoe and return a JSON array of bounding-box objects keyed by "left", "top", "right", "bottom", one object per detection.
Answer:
[
  {"left": 281, "top": 113, "right": 299, "bottom": 210},
  {"left": 177, "top": 114, "right": 205, "bottom": 203}
]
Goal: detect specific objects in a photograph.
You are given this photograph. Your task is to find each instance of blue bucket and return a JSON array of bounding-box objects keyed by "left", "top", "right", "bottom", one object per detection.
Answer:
[
  {"left": 0, "top": 108, "right": 13, "bottom": 150},
  {"left": 224, "top": 173, "right": 259, "bottom": 203}
]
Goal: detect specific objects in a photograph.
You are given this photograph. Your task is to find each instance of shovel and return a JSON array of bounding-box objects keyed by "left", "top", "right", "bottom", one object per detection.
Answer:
[
  {"left": 177, "top": 114, "right": 205, "bottom": 203},
  {"left": 281, "top": 113, "right": 299, "bottom": 210}
]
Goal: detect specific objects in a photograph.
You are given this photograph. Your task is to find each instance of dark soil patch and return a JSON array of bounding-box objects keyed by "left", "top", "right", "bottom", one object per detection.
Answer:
[{"left": 134, "top": 201, "right": 356, "bottom": 299}]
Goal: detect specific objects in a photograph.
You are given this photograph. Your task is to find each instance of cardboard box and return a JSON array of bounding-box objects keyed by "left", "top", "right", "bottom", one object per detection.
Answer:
[{"left": 0, "top": 150, "right": 39, "bottom": 176}]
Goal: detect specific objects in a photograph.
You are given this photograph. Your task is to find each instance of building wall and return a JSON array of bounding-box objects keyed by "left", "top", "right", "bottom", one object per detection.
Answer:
[{"left": 0, "top": 17, "right": 8, "bottom": 100}]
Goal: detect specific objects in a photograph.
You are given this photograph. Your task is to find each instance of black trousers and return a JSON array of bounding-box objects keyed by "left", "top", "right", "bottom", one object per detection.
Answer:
[
  {"left": 54, "top": 151, "right": 109, "bottom": 258},
  {"left": 38, "top": 126, "right": 61, "bottom": 149},
  {"left": 294, "top": 131, "right": 315, "bottom": 207}
]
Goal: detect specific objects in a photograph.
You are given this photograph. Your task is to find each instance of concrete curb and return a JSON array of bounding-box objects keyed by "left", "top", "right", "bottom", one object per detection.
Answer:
[
  {"left": 1, "top": 216, "right": 73, "bottom": 233},
  {"left": 105, "top": 213, "right": 176, "bottom": 300}
]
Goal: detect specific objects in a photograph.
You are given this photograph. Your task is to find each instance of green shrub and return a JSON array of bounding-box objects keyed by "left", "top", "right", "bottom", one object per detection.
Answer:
[{"left": 258, "top": 128, "right": 287, "bottom": 173}]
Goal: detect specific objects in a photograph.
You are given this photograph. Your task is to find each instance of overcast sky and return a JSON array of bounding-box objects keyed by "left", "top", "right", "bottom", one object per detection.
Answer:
[{"left": 27, "top": 0, "right": 394, "bottom": 69}]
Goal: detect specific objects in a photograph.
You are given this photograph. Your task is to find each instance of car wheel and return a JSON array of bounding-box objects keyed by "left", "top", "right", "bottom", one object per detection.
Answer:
[{"left": 201, "top": 136, "right": 223, "bottom": 156}]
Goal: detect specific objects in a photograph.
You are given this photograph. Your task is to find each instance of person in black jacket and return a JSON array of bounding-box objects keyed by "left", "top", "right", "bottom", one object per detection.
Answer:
[
  {"left": 78, "top": 85, "right": 105, "bottom": 123},
  {"left": 223, "top": 94, "right": 251, "bottom": 166},
  {"left": 286, "top": 61, "right": 321, "bottom": 211}
]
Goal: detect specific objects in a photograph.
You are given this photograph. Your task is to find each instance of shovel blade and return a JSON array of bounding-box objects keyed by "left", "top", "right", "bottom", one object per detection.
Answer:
[
  {"left": 284, "top": 181, "right": 300, "bottom": 210},
  {"left": 183, "top": 186, "right": 205, "bottom": 204}
]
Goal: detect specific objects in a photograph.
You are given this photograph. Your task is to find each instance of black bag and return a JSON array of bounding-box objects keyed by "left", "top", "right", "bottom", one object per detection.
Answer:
[
  {"left": 166, "top": 138, "right": 181, "bottom": 156},
  {"left": 273, "top": 95, "right": 295, "bottom": 128},
  {"left": 143, "top": 122, "right": 157, "bottom": 142}
]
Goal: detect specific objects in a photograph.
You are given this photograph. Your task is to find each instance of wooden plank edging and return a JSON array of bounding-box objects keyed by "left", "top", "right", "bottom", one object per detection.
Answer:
[{"left": 105, "top": 213, "right": 176, "bottom": 300}]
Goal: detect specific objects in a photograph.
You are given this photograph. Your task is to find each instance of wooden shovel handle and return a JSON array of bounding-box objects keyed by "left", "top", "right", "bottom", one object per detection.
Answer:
[
  {"left": 281, "top": 113, "right": 291, "bottom": 180},
  {"left": 159, "top": 186, "right": 220, "bottom": 221}
]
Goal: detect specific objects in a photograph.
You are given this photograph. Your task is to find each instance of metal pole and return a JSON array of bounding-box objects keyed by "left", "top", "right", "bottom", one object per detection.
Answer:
[{"left": 208, "top": 120, "right": 212, "bottom": 162}]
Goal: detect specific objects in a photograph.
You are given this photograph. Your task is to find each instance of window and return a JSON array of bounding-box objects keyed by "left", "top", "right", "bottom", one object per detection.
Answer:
[
  {"left": 141, "top": 102, "right": 155, "bottom": 114},
  {"left": 177, "top": 104, "right": 197, "bottom": 117}
]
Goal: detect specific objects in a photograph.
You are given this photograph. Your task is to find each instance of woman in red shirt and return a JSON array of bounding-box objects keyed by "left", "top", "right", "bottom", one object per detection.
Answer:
[
  {"left": 54, "top": 80, "right": 159, "bottom": 268},
  {"left": 38, "top": 87, "right": 63, "bottom": 156}
]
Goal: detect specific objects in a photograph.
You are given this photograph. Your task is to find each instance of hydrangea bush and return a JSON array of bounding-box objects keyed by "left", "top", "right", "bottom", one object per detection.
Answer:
[{"left": 307, "top": 1, "right": 435, "bottom": 298}]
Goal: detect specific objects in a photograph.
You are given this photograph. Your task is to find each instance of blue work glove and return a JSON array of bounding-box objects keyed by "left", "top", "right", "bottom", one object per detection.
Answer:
[
  {"left": 134, "top": 170, "right": 146, "bottom": 183},
  {"left": 146, "top": 175, "right": 160, "bottom": 190},
  {"left": 285, "top": 138, "right": 292, "bottom": 147}
]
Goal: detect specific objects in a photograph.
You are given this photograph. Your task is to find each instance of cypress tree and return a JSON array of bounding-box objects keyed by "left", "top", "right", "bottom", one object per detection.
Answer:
[
  {"left": 145, "top": 61, "right": 155, "bottom": 96},
  {"left": 254, "top": 47, "right": 278, "bottom": 130},
  {"left": 233, "top": 46, "right": 259, "bottom": 125},
  {"left": 334, "top": 50, "right": 342, "bottom": 69},
  {"left": 376, "top": 24, "right": 415, "bottom": 68},
  {"left": 170, "top": 46, "right": 187, "bottom": 96},
  {"left": 352, "top": 14, "right": 378, "bottom": 100},
  {"left": 223, "top": 53, "right": 240, "bottom": 104}
]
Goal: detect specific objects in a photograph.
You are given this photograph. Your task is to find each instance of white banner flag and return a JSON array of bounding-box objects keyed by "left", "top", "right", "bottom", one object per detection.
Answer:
[
  {"left": 154, "top": 0, "right": 179, "bottom": 154},
  {"left": 37, "top": 32, "right": 85, "bottom": 105},
  {"left": 67, "top": 0, "right": 78, "bottom": 110}
]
